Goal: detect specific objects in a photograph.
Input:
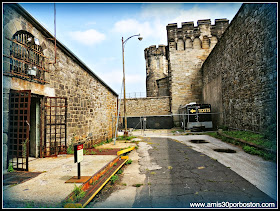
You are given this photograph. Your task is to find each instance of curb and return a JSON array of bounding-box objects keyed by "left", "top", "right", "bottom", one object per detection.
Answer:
[
  {"left": 217, "top": 131, "right": 276, "bottom": 154},
  {"left": 63, "top": 147, "right": 135, "bottom": 208}
]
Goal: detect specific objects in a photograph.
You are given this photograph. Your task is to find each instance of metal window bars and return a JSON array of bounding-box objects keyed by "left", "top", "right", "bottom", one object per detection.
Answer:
[{"left": 3, "top": 31, "right": 49, "bottom": 84}]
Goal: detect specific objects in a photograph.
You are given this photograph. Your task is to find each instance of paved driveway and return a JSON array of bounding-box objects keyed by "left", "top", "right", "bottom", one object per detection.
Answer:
[
  {"left": 132, "top": 137, "right": 276, "bottom": 208},
  {"left": 89, "top": 135, "right": 277, "bottom": 208}
]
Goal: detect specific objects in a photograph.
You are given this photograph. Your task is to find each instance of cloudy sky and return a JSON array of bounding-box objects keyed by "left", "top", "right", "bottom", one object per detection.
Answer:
[{"left": 19, "top": 2, "right": 242, "bottom": 97}]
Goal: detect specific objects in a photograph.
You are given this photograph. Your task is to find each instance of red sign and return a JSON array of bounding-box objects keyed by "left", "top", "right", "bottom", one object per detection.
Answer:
[{"left": 77, "top": 144, "right": 83, "bottom": 151}]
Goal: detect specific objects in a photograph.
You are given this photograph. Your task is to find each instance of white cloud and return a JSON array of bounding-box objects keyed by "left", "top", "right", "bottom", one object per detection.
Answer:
[
  {"left": 140, "top": 3, "right": 241, "bottom": 26},
  {"left": 112, "top": 18, "right": 167, "bottom": 45},
  {"left": 95, "top": 68, "right": 145, "bottom": 94},
  {"left": 135, "top": 3, "right": 241, "bottom": 44},
  {"left": 69, "top": 29, "right": 105, "bottom": 45},
  {"left": 112, "top": 19, "right": 154, "bottom": 38},
  {"left": 140, "top": 3, "right": 184, "bottom": 20},
  {"left": 170, "top": 6, "right": 212, "bottom": 27},
  {"left": 112, "top": 4, "right": 225, "bottom": 45},
  {"left": 126, "top": 73, "right": 144, "bottom": 84},
  {"left": 97, "top": 69, "right": 123, "bottom": 86},
  {"left": 140, "top": 4, "right": 213, "bottom": 28},
  {"left": 97, "top": 69, "right": 143, "bottom": 85},
  {"left": 85, "top": 21, "right": 96, "bottom": 26}
]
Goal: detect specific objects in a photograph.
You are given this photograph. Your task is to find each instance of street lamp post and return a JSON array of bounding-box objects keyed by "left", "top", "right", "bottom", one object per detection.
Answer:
[{"left": 122, "top": 34, "right": 143, "bottom": 137}]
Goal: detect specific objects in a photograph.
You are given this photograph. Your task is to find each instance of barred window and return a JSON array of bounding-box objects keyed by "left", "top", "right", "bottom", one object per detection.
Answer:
[{"left": 4, "top": 30, "right": 48, "bottom": 84}]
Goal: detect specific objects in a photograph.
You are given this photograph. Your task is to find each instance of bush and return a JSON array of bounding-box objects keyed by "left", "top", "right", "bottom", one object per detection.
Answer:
[
  {"left": 110, "top": 175, "right": 119, "bottom": 184},
  {"left": 242, "top": 145, "right": 259, "bottom": 155},
  {"left": 8, "top": 163, "right": 14, "bottom": 172},
  {"left": 72, "top": 184, "right": 85, "bottom": 202},
  {"left": 125, "top": 159, "right": 133, "bottom": 165},
  {"left": 117, "top": 170, "right": 123, "bottom": 174}
]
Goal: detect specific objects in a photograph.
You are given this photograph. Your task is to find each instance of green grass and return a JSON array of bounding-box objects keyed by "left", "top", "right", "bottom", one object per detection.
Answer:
[
  {"left": 66, "top": 146, "right": 74, "bottom": 154},
  {"left": 206, "top": 132, "right": 239, "bottom": 145},
  {"left": 117, "top": 136, "right": 137, "bottom": 141},
  {"left": 84, "top": 150, "right": 96, "bottom": 155},
  {"left": 92, "top": 138, "right": 114, "bottom": 148},
  {"left": 117, "top": 169, "right": 123, "bottom": 174},
  {"left": 206, "top": 131, "right": 276, "bottom": 161},
  {"left": 110, "top": 175, "right": 119, "bottom": 184},
  {"left": 242, "top": 145, "right": 274, "bottom": 160},
  {"left": 8, "top": 163, "right": 14, "bottom": 172},
  {"left": 125, "top": 159, "right": 133, "bottom": 165},
  {"left": 223, "top": 130, "right": 275, "bottom": 150},
  {"left": 66, "top": 137, "right": 114, "bottom": 155},
  {"left": 71, "top": 184, "right": 86, "bottom": 203}
]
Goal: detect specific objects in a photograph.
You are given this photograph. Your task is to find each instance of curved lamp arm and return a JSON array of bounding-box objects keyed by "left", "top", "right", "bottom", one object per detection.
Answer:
[{"left": 123, "top": 34, "right": 143, "bottom": 48}]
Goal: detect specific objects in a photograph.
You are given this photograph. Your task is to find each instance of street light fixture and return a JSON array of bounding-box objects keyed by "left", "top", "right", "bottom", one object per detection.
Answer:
[{"left": 122, "top": 33, "right": 143, "bottom": 137}]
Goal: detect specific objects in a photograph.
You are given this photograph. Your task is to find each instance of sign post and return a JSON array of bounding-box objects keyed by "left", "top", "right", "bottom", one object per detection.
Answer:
[
  {"left": 74, "top": 143, "right": 83, "bottom": 179},
  {"left": 65, "top": 142, "right": 92, "bottom": 183}
]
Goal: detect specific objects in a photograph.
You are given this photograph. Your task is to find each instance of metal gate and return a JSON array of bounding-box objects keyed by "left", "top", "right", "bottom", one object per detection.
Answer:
[
  {"left": 44, "top": 97, "right": 67, "bottom": 157},
  {"left": 125, "top": 115, "right": 174, "bottom": 129},
  {"left": 8, "top": 90, "right": 31, "bottom": 171}
]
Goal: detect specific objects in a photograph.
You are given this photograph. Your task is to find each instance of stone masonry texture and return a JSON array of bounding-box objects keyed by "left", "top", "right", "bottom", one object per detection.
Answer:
[
  {"left": 145, "top": 19, "right": 229, "bottom": 126},
  {"left": 145, "top": 45, "right": 169, "bottom": 97},
  {"left": 201, "top": 3, "right": 277, "bottom": 133},
  {"left": 119, "top": 96, "right": 171, "bottom": 117},
  {"left": 144, "top": 3, "right": 277, "bottom": 133},
  {"left": 166, "top": 19, "right": 229, "bottom": 126},
  {"left": 3, "top": 3, "right": 118, "bottom": 170}
]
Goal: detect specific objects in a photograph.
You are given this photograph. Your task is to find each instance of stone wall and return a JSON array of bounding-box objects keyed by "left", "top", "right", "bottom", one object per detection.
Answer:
[
  {"left": 145, "top": 45, "right": 168, "bottom": 97},
  {"left": 119, "top": 96, "right": 171, "bottom": 117},
  {"left": 166, "top": 19, "right": 229, "bottom": 125},
  {"left": 3, "top": 3, "right": 118, "bottom": 169},
  {"left": 201, "top": 3, "right": 277, "bottom": 133},
  {"left": 156, "top": 77, "right": 169, "bottom": 97}
]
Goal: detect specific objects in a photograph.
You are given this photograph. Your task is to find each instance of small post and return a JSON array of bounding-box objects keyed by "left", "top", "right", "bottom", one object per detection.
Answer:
[
  {"left": 74, "top": 143, "right": 83, "bottom": 180},
  {"left": 77, "top": 163, "right": 81, "bottom": 179},
  {"left": 183, "top": 113, "right": 186, "bottom": 133}
]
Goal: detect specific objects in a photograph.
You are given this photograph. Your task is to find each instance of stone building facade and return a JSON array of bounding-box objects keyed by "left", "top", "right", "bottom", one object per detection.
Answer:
[
  {"left": 2, "top": 3, "right": 118, "bottom": 171},
  {"left": 118, "top": 96, "right": 172, "bottom": 129},
  {"left": 145, "top": 45, "right": 169, "bottom": 97},
  {"left": 201, "top": 3, "right": 277, "bottom": 133},
  {"left": 143, "top": 3, "right": 277, "bottom": 134},
  {"left": 119, "top": 96, "right": 170, "bottom": 117},
  {"left": 145, "top": 19, "right": 229, "bottom": 125}
]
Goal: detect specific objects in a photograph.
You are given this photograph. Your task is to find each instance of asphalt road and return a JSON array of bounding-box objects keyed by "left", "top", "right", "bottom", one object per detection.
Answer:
[{"left": 131, "top": 137, "right": 276, "bottom": 208}]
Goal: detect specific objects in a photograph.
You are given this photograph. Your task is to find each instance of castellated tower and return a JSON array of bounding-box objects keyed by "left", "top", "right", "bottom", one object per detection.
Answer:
[
  {"left": 144, "top": 45, "right": 168, "bottom": 97},
  {"left": 167, "top": 18, "right": 229, "bottom": 126},
  {"left": 144, "top": 18, "right": 229, "bottom": 126}
]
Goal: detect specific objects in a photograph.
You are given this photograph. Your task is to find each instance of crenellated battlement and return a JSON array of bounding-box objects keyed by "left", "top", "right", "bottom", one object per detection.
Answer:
[
  {"left": 145, "top": 18, "right": 229, "bottom": 99},
  {"left": 145, "top": 45, "right": 169, "bottom": 97},
  {"left": 144, "top": 44, "right": 167, "bottom": 59},
  {"left": 166, "top": 18, "right": 229, "bottom": 42}
]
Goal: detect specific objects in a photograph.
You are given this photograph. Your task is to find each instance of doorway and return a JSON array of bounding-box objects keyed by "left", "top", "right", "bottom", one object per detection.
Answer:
[
  {"left": 8, "top": 90, "right": 31, "bottom": 171},
  {"left": 8, "top": 90, "right": 67, "bottom": 171},
  {"left": 29, "top": 95, "right": 42, "bottom": 158}
]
